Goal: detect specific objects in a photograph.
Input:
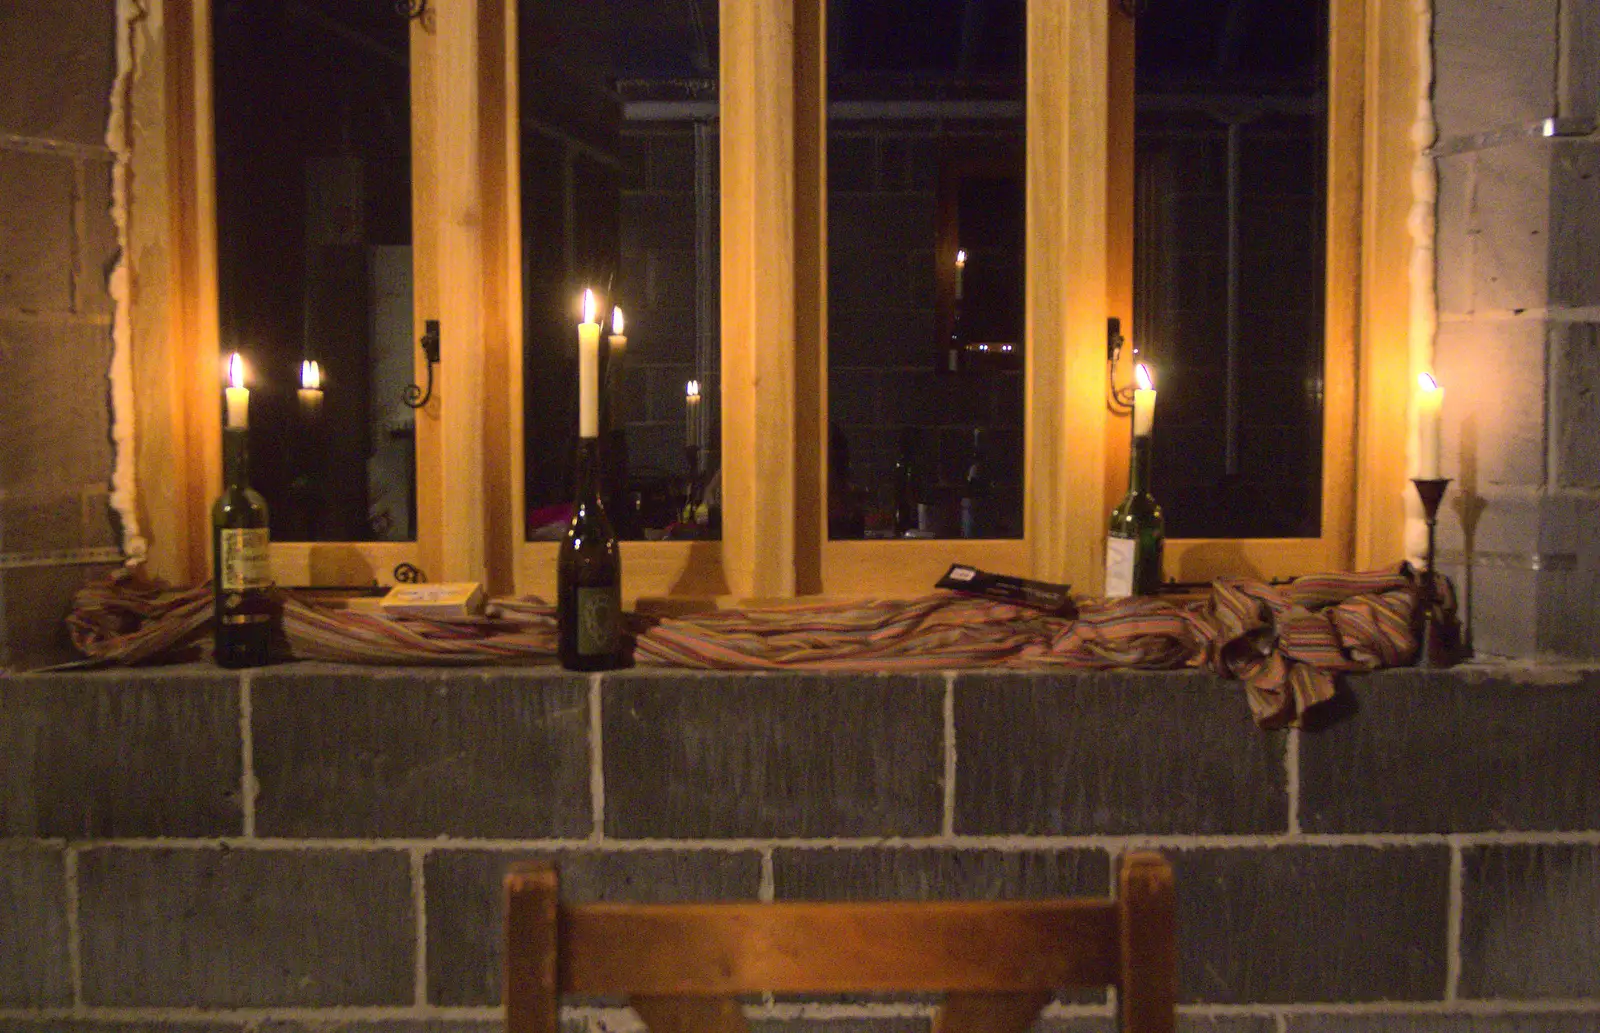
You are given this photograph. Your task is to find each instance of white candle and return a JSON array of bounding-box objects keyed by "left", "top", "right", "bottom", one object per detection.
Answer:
[
  {"left": 955, "top": 249, "right": 966, "bottom": 301},
  {"left": 578, "top": 289, "right": 600, "bottom": 438},
  {"left": 1132, "top": 362, "right": 1156, "bottom": 438},
  {"left": 224, "top": 352, "right": 249, "bottom": 429},
  {"left": 685, "top": 380, "right": 701, "bottom": 447},
  {"left": 1417, "top": 372, "right": 1443, "bottom": 478},
  {"left": 298, "top": 359, "right": 323, "bottom": 421},
  {"left": 608, "top": 306, "right": 627, "bottom": 358}
]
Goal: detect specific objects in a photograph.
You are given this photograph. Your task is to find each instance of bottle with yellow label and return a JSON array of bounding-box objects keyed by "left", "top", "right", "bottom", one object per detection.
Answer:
[{"left": 212, "top": 423, "right": 273, "bottom": 667}]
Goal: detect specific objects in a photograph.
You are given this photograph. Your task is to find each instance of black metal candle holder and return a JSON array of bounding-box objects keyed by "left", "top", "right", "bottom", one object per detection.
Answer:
[{"left": 1412, "top": 477, "right": 1454, "bottom": 668}]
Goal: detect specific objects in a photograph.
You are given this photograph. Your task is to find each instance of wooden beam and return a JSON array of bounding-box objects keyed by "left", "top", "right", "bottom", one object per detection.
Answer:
[
  {"left": 433, "top": 0, "right": 488, "bottom": 582},
  {"left": 721, "top": 0, "right": 799, "bottom": 599},
  {"left": 1026, "top": 0, "right": 1111, "bottom": 590}
]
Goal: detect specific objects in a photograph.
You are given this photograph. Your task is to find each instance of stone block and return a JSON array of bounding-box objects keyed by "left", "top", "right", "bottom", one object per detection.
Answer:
[
  {"left": 953, "top": 672, "right": 1287, "bottom": 836},
  {"left": 0, "top": 152, "right": 74, "bottom": 312},
  {"left": 78, "top": 847, "right": 414, "bottom": 1007},
  {"left": 80, "top": 158, "right": 118, "bottom": 317},
  {"left": 251, "top": 667, "right": 591, "bottom": 839},
  {"left": 602, "top": 673, "right": 944, "bottom": 839},
  {"left": 830, "top": 308, "right": 935, "bottom": 369},
  {"left": 879, "top": 135, "right": 941, "bottom": 192},
  {"left": 1432, "top": 0, "right": 1558, "bottom": 140},
  {"left": 0, "top": 487, "right": 118, "bottom": 554},
  {"left": 884, "top": 371, "right": 993, "bottom": 428},
  {"left": 616, "top": 131, "right": 651, "bottom": 191},
  {"left": 1, "top": 563, "right": 120, "bottom": 672},
  {"left": 1553, "top": 322, "right": 1600, "bottom": 489},
  {"left": 1550, "top": 141, "right": 1600, "bottom": 307},
  {"left": 1472, "top": 145, "right": 1554, "bottom": 313},
  {"left": 1300, "top": 668, "right": 1600, "bottom": 833},
  {"left": 0, "top": 1025, "right": 241, "bottom": 1033},
  {"left": 1170, "top": 845, "right": 1450, "bottom": 1003},
  {"left": 620, "top": 192, "right": 697, "bottom": 251},
  {"left": 425, "top": 848, "right": 761, "bottom": 1006},
  {"left": 0, "top": 319, "right": 116, "bottom": 496},
  {"left": 1286, "top": 1016, "right": 1600, "bottom": 1033},
  {"left": 0, "top": 0, "right": 115, "bottom": 144},
  {"left": 1458, "top": 843, "right": 1600, "bottom": 998},
  {"left": 830, "top": 368, "right": 882, "bottom": 428},
  {"left": 829, "top": 247, "right": 912, "bottom": 313},
  {"left": 772, "top": 846, "right": 1109, "bottom": 902},
  {"left": 648, "top": 128, "right": 698, "bottom": 193},
  {"left": 0, "top": 668, "right": 241, "bottom": 838},
  {"left": 1560, "top": 0, "right": 1600, "bottom": 121},
  {"left": 1533, "top": 493, "right": 1600, "bottom": 656},
  {"left": 1433, "top": 319, "right": 1547, "bottom": 489},
  {"left": 0, "top": 847, "right": 69, "bottom": 1007},
  {"left": 829, "top": 194, "right": 937, "bottom": 253},
  {"left": 829, "top": 133, "right": 878, "bottom": 191},
  {"left": 1436, "top": 154, "right": 1475, "bottom": 317}
]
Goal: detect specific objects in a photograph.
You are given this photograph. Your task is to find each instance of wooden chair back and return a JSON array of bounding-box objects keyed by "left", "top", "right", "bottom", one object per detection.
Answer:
[{"left": 505, "top": 850, "right": 1175, "bottom": 1033}]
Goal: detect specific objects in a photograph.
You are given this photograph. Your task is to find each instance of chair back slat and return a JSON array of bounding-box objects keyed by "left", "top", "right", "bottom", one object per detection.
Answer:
[
  {"left": 504, "top": 852, "right": 1176, "bottom": 1033},
  {"left": 560, "top": 899, "right": 1119, "bottom": 995}
]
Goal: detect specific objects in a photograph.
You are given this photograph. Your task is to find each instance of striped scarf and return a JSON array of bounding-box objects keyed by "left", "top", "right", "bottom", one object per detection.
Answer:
[{"left": 61, "top": 565, "right": 1431, "bottom": 728}]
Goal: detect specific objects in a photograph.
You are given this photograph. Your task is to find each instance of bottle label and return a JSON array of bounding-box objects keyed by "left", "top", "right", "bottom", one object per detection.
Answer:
[
  {"left": 1104, "top": 535, "right": 1135, "bottom": 599},
  {"left": 576, "top": 585, "right": 621, "bottom": 656},
  {"left": 219, "top": 528, "right": 271, "bottom": 591}
]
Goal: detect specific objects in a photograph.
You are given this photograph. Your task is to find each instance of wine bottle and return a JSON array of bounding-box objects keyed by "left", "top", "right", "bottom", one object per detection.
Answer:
[
  {"left": 558, "top": 435, "right": 625, "bottom": 670},
  {"left": 212, "top": 425, "right": 273, "bottom": 668},
  {"left": 959, "top": 427, "right": 989, "bottom": 538},
  {"left": 892, "top": 429, "right": 922, "bottom": 536},
  {"left": 1105, "top": 431, "right": 1165, "bottom": 598}
]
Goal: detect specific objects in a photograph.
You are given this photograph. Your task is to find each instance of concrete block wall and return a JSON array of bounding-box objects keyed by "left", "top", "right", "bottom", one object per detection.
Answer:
[
  {"left": 1432, "top": 0, "right": 1600, "bottom": 656},
  {"left": 0, "top": 0, "right": 123, "bottom": 670},
  {"left": 2, "top": 664, "right": 1598, "bottom": 1031}
]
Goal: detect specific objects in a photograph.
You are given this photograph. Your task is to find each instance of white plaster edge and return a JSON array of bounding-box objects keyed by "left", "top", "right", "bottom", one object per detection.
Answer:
[
  {"left": 1405, "top": 0, "right": 1440, "bottom": 564},
  {"left": 106, "top": 0, "right": 148, "bottom": 566},
  {"left": 29, "top": 829, "right": 1600, "bottom": 852}
]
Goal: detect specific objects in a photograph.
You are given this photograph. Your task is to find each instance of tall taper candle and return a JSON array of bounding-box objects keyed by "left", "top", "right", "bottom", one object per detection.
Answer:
[
  {"left": 225, "top": 353, "right": 250, "bottom": 429},
  {"left": 1132, "top": 362, "right": 1157, "bottom": 438},
  {"left": 685, "top": 379, "right": 700, "bottom": 447},
  {"left": 1417, "top": 372, "right": 1443, "bottom": 479},
  {"left": 578, "top": 289, "right": 600, "bottom": 438}
]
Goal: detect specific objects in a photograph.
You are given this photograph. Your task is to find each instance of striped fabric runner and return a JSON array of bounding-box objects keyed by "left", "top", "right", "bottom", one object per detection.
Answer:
[{"left": 61, "top": 565, "right": 1432, "bottom": 727}]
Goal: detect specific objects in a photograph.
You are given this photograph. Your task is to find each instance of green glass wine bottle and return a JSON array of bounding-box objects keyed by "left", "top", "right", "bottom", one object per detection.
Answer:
[
  {"left": 212, "top": 425, "right": 273, "bottom": 667},
  {"left": 1105, "top": 431, "right": 1164, "bottom": 598},
  {"left": 558, "top": 435, "right": 625, "bottom": 670}
]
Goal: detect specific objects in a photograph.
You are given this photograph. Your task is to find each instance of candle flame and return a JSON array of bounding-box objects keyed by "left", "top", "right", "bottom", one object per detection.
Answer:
[
  {"left": 1135, "top": 362, "right": 1154, "bottom": 392},
  {"left": 582, "top": 288, "right": 596, "bottom": 325},
  {"left": 686, "top": 379, "right": 700, "bottom": 400},
  {"left": 956, "top": 249, "right": 967, "bottom": 267},
  {"left": 1418, "top": 371, "right": 1439, "bottom": 392},
  {"left": 228, "top": 353, "right": 245, "bottom": 389},
  {"left": 612, "top": 306, "right": 625, "bottom": 335},
  {"left": 301, "top": 360, "right": 322, "bottom": 391}
]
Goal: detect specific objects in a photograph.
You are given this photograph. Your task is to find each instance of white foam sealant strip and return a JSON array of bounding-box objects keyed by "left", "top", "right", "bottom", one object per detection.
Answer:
[{"left": 106, "top": 0, "right": 150, "bottom": 566}]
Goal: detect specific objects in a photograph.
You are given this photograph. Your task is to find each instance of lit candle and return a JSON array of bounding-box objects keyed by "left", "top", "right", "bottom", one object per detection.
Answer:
[
  {"left": 955, "top": 249, "right": 966, "bottom": 301},
  {"left": 578, "top": 289, "right": 600, "bottom": 438},
  {"left": 608, "top": 306, "right": 627, "bottom": 359},
  {"left": 1132, "top": 362, "right": 1157, "bottom": 438},
  {"left": 1417, "top": 372, "right": 1443, "bottom": 478},
  {"left": 685, "top": 379, "right": 701, "bottom": 447},
  {"left": 224, "top": 352, "right": 249, "bottom": 429},
  {"left": 298, "top": 360, "right": 324, "bottom": 421}
]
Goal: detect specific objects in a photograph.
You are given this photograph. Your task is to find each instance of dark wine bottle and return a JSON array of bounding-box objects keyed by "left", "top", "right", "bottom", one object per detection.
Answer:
[
  {"left": 558, "top": 436, "right": 625, "bottom": 670},
  {"left": 1105, "top": 432, "right": 1164, "bottom": 597},
  {"left": 959, "top": 427, "right": 989, "bottom": 538},
  {"left": 892, "top": 429, "right": 922, "bottom": 536},
  {"left": 212, "top": 426, "right": 273, "bottom": 668}
]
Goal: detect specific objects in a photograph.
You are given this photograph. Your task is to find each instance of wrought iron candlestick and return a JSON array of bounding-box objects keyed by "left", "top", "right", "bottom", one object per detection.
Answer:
[{"left": 1412, "top": 477, "right": 1451, "bottom": 667}]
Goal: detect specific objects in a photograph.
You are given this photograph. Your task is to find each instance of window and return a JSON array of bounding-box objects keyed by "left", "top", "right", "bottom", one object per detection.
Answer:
[{"left": 138, "top": 0, "right": 1421, "bottom": 600}]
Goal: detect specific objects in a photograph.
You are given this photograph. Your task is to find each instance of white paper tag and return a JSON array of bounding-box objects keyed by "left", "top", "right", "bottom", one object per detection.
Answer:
[{"left": 1104, "top": 536, "right": 1135, "bottom": 599}]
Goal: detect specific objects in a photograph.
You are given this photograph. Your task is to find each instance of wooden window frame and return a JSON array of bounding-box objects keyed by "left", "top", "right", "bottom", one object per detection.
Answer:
[{"left": 140, "top": 0, "right": 1420, "bottom": 601}]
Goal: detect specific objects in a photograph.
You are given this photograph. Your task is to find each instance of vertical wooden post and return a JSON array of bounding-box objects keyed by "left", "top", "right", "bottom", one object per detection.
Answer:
[
  {"left": 1026, "top": 0, "right": 1111, "bottom": 591},
  {"left": 504, "top": 864, "right": 560, "bottom": 1033},
  {"left": 433, "top": 0, "right": 488, "bottom": 582},
  {"left": 1117, "top": 852, "right": 1176, "bottom": 1033},
  {"left": 721, "top": 0, "right": 800, "bottom": 600}
]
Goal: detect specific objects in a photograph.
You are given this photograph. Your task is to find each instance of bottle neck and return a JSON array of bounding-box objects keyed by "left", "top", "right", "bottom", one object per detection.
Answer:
[
  {"left": 574, "top": 436, "right": 601, "bottom": 500},
  {"left": 223, "top": 427, "right": 250, "bottom": 490},
  {"left": 1128, "top": 433, "right": 1153, "bottom": 495}
]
